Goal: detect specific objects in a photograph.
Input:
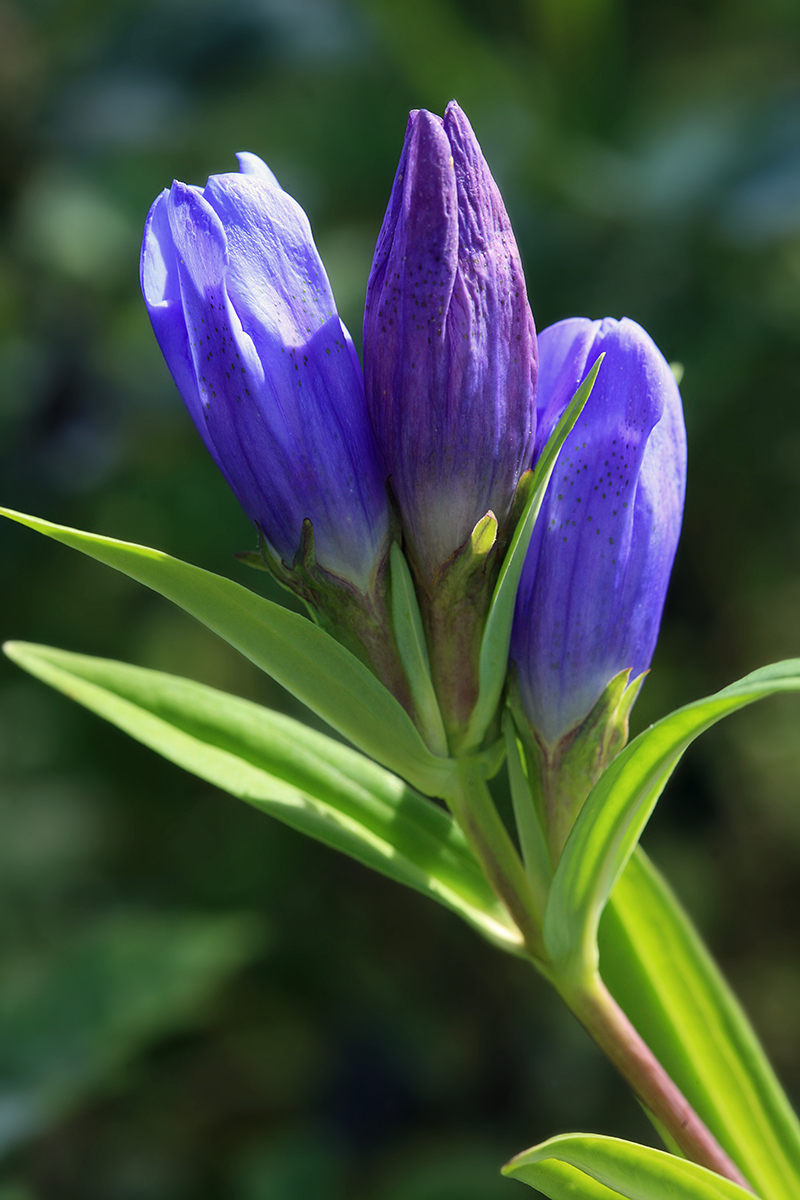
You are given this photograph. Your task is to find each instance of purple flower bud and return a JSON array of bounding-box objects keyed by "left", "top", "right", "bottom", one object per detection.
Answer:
[
  {"left": 140, "top": 153, "right": 390, "bottom": 593},
  {"left": 511, "top": 317, "right": 687, "bottom": 746},
  {"left": 363, "top": 102, "right": 537, "bottom": 587}
]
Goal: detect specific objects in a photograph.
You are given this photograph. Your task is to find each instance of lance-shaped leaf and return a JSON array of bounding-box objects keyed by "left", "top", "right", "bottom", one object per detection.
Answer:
[
  {"left": 3, "top": 642, "right": 522, "bottom": 956},
  {"left": 544, "top": 659, "right": 800, "bottom": 974},
  {"left": 461, "top": 356, "right": 602, "bottom": 751},
  {"left": 503, "top": 1133, "right": 756, "bottom": 1200},
  {"left": 0, "top": 508, "right": 453, "bottom": 798},
  {"left": 601, "top": 849, "right": 800, "bottom": 1200}
]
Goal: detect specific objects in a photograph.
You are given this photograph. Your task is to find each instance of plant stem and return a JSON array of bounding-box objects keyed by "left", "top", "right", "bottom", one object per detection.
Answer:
[
  {"left": 444, "top": 757, "right": 546, "bottom": 960},
  {"left": 447, "top": 755, "right": 750, "bottom": 1188},
  {"left": 561, "top": 970, "right": 752, "bottom": 1191}
]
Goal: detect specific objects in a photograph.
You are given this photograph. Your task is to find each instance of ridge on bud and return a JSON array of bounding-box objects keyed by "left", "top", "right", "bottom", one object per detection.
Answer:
[{"left": 364, "top": 101, "right": 538, "bottom": 590}]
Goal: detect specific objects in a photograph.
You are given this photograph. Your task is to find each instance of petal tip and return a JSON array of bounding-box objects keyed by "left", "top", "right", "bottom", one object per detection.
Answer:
[{"left": 235, "top": 151, "right": 281, "bottom": 189}]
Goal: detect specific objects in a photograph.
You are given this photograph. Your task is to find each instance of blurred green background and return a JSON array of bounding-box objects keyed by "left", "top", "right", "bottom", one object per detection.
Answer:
[{"left": 1, "top": 0, "right": 800, "bottom": 1195}]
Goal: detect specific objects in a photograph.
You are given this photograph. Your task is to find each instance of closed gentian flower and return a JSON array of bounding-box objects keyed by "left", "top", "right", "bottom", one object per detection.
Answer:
[
  {"left": 364, "top": 101, "right": 537, "bottom": 590},
  {"left": 140, "top": 152, "right": 390, "bottom": 595},
  {"left": 511, "top": 317, "right": 686, "bottom": 751}
]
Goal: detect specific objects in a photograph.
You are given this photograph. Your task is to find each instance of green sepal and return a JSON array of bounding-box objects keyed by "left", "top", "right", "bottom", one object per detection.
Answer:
[
  {"left": 389, "top": 542, "right": 449, "bottom": 757},
  {"left": 461, "top": 354, "right": 604, "bottom": 753},
  {"left": 412, "top": 507, "right": 503, "bottom": 752},
  {"left": 503, "top": 1133, "right": 755, "bottom": 1200},
  {"left": 0, "top": 507, "right": 453, "bottom": 798},
  {"left": 3, "top": 641, "right": 523, "bottom": 955},
  {"left": 602, "top": 849, "right": 800, "bottom": 1200},
  {"left": 543, "top": 658, "right": 800, "bottom": 977},
  {"left": 242, "top": 518, "right": 416, "bottom": 719},
  {"left": 234, "top": 549, "right": 271, "bottom": 571},
  {"left": 509, "top": 667, "right": 643, "bottom": 863}
]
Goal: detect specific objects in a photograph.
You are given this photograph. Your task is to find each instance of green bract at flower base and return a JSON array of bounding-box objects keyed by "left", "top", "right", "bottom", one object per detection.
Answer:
[
  {"left": 239, "top": 514, "right": 418, "bottom": 741},
  {"left": 508, "top": 665, "right": 644, "bottom": 864}
]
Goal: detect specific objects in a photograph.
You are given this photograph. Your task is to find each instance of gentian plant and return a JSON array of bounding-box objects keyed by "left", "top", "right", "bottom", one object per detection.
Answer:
[{"left": 3, "top": 101, "right": 800, "bottom": 1200}]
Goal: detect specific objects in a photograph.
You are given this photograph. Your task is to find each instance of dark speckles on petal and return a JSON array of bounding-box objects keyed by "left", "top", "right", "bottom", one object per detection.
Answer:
[
  {"left": 363, "top": 102, "right": 537, "bottom": 583},
  {"left": 511, "top": 314, "right": 687, "bottom": 745}
]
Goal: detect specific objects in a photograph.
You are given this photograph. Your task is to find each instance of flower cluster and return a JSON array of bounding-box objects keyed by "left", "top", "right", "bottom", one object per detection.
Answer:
[{"left": 141, "top": 102, "right": 686, "bottom": 825}]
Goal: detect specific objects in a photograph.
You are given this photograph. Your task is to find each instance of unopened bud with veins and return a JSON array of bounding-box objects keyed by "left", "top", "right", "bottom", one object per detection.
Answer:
[
  {"left": 509, "top": 316, "right": 687, "bottom": 859},
  {"left": 364, "top": 101, "right": 538, "bottom": 748}
]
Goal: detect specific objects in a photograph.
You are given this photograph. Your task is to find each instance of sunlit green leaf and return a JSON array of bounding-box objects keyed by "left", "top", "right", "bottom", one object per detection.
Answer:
[
  {"left": 463, "top": 356, "right": 603, "bottom": 751},
  {"left": 601, "top": 849, "right": 800, "bottom": 1200},
  {"left": 544, "top": 659, "right": 800, "bottom": 975},
  {"left": 503, "top": 1132, "right": 755, "bottom": 1200},
  {"left": 0, "top": 508, "right": 453, "bottom": 798},
  {"left": 3, "top": 642, "right": 522, "bottom": 955}
]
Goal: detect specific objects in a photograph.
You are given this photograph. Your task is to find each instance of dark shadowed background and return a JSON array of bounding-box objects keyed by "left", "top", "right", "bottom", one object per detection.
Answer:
[{"left": 1, "top": 0, "right": 799, "bottom": 1196}]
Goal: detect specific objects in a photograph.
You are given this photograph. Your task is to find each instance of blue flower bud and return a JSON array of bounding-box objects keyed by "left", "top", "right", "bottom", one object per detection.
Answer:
[
  {"left": 364, "top": 102, "right": 538, "bottom": 588},
  {"left": 140, "top": 153, "right": 390, "bottom": 594},
  {"left": 511, "top": 316, "right": 687, "bottom": 748}
]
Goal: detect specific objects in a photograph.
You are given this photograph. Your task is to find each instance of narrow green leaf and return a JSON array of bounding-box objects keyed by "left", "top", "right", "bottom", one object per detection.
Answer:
[
  {"left": 601, "top": 849, "right": 800, "bottom": 1200},
  {"left": 503, "top": 1133, "right": 756, "bottom": 1200},
  {"left": 0, "top": 508, "right": 453, "bottom": 798},
  {"left": 463, "top": 356, "right": 603, "bottom": 751},
  {"left": 544, "top": 659, "right": 800, "bottom": 974},
  {"left": 502, "top": 708, "right": 551, "bottom": 922},
  {"left": 390, "top": 542, "right": 449, "bottom": 757},
  {"left": 3, "top": 641, "right": 522, "bottom": 956}
]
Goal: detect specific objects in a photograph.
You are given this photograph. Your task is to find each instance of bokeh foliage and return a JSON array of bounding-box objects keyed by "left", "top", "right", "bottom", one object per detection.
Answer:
[{"left": 1, "top": 0, "right": 800, "bottom": 1195}]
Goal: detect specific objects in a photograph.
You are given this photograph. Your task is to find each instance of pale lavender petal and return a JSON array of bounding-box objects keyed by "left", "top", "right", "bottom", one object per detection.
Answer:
[
  {"left": 235, "top": 151, "right": 281, "bottom": 186},
  {"left": 140, "top": 160, "right": 389, "bottom": 591}
]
